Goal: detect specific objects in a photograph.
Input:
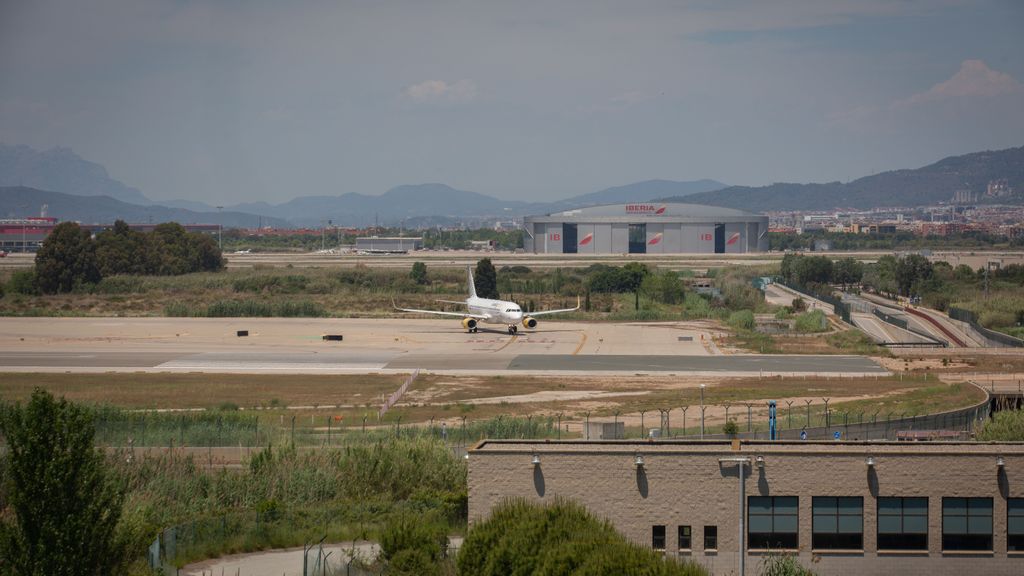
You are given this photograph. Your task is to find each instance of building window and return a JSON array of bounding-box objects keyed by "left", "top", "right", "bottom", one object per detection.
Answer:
[
  {"left": 878, "top": 497, "right": 928, "bottom": 550},
  {"left": 652, "top": 525, "right": 666, "bottom": 550},
  {"left": 812, "top": 497, "right": 863, "bottom": 550},
  {"left": 748, "top": 496, "right": 799, "bottom": 549},
  {"left": 1009, "top": 499, "right": 1024, "bottom": 552},
  {"left": 678, "top": 526, "right": 692, "bottom": 550},
  {"left": 942, "top": 497, "right": 993, "bottom": 551},
  {"left": 704, "top": 525, "right": 718, "bottom": 550}
]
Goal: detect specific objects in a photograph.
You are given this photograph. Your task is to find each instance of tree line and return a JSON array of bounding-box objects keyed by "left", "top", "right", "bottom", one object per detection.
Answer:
[{"left": 31, "top": 221, "right": 224, "bottom": 294}]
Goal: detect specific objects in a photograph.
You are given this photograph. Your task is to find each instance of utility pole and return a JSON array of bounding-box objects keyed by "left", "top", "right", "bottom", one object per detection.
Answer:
[
  {"left": 216, "top": 206, "right": 223, "bottom": 250},
  {"left": 700, "top": 384, "right": 706, "bottom": 439}
]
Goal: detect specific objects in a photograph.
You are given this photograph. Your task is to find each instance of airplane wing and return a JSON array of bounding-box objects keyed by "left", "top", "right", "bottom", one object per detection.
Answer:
[
  {"left": 525, "top": 296, "right": 581, "bottom": 317},
  {"left": 393, "top": 300, "right": 490, "bottom": 319},
  {"left": 435, "top": 300, "right": 468, "bottom": 305}
]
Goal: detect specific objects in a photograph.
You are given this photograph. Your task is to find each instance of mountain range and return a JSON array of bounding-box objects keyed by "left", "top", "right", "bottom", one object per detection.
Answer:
[
  {"left": 666, "top": 146, "right": 1024, "bottom": 211},
  {"left": 1, "top": 142, "right": 1021, "bottom": 227},
  {"left": 0, "top": 186, "right": 289, "bottom": 228}
]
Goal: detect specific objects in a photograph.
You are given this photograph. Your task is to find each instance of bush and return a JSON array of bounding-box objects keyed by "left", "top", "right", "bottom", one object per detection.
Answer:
[
  {"left": 728, "top": 309, "right": 756, "bottom": 331},
  {"left": 381, "top": 513, "right": 447, "bottom": 575},
  {"left": 760, "top": 553, "right": 817, "bottom": 576},
  {"left": 979, "top": 310, "right": 1017, "bottom": 329},
  {"left": 794, "top": 310, "right": 827, "bottom": 333},
  {"left": 722, "top": 420, "right": 739, "bottom": 435},
  {"left": 457, "top": 499, "right": 706, "bottom": 576},
  {"left": 976, "top": 410, "right": 1024, "bottom": 441}
]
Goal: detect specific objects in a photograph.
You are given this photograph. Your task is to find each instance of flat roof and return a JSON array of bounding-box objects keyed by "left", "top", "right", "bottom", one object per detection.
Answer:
[
  {"left": 539, "top": 202, "right": 762, "bottom": 219},
  {"left": 471, "top": 439, "right": 1024, "bottom": 456}
]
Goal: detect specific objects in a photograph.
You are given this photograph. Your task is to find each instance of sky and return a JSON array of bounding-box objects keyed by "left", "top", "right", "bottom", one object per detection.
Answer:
[{"left": 1, "top": 0, "right": 1022, "bottom": 205}]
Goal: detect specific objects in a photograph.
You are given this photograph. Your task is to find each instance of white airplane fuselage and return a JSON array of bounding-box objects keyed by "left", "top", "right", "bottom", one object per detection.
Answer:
[{"left": 466, "top": 296, "right": 524, "bottom": 326}]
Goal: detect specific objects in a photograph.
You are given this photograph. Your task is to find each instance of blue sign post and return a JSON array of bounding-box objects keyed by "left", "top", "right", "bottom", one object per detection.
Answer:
[
  {"left": 800, "top": 429, "right": 807, "bottom": 441},
  {"left": 768, "top": 400, "right": 777, "bottom": 441},
  {"left": 834, "top": 431, "right": 842, "bottom": 441}
]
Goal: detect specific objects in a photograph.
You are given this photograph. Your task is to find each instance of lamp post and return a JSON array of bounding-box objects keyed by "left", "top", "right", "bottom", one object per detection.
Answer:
[
  {"left": 216, "top": 206, "right": 223, "bottom": 250},
  {"left": 700, "top": 384, "right": 706, "bottom": 439}
]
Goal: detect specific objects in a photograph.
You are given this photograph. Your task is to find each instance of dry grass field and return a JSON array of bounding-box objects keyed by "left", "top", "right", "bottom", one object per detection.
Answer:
[{"left": 0, "top": 370, "right": 984, "bottom": 436}]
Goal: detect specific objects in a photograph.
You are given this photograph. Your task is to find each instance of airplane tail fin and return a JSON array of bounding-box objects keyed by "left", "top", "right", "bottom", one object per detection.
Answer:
[{"left": 467, "top": 265, "right": 478, "bottom": 299}]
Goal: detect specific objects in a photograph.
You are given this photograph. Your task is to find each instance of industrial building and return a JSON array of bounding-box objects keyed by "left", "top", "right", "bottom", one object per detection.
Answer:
[
  {"left": 522, "top": 203, "right": 769, "bottom": 254},
  {"left": 0, "top": 218, "right": 219, "bottom": 252},
  {"left": 354, "top": 236, "right": 422, "bottom": 253},
  {"left": 468, "top": 440, "right": 1024, "bottom": 576}
]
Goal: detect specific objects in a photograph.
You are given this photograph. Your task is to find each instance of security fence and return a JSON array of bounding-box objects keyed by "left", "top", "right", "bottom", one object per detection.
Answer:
[{"left": 949, "top": 306, "right": 1024, "bottom": 348}]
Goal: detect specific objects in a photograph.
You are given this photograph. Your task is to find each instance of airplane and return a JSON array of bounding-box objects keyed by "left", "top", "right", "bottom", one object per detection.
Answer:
[{"left": 394, "top": 266, "right": 580, "bottom": 334}]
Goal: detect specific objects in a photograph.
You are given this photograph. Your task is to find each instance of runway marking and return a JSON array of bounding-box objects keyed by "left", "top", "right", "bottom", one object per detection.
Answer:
[
  {"left": 493, "top": 335, "right": 518, "bottom": 353},
  {"left": 573, "top": 332, "right": 588, "bottom": 356}
]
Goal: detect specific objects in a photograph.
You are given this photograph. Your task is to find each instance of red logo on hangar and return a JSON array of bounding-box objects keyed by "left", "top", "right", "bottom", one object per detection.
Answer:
[
  {"left": 647, "top": 232, "right": 663, "bottom": 246},
  {"left": 727, "top": 232, "right": 741, "bottom": 245},
  {"left": 625, "top": 204, "right": 667, "bottom": 215},
  {"left": 578, "top": 233, "right": 594, "bottom": 246}
]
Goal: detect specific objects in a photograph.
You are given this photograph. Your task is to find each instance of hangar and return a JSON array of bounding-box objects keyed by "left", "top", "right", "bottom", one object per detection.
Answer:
[{"left": 523, "top": 203, "right": 769, "bottom": 254}]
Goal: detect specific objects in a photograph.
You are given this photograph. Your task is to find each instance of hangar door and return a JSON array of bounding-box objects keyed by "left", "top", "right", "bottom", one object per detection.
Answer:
[
  {"left": 628, "top": 224, "right": 646, "bottom": 254},
  {"left": 714, "top": 224, "right": 725, "bottom": 254},
  {"left": 562, "top": 224, "right": 578, "bottom": 254}
]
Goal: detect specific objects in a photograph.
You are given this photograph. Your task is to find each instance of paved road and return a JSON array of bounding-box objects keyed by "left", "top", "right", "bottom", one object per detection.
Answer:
[
  {"left": 0, "top": 317, "right": 886, "bottom": 376},
  {"left": 0, "top": 349, "right": 886, "bottom": 375}
]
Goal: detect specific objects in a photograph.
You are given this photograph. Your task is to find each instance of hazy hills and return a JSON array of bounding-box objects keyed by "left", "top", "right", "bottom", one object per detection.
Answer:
[
  {"left": 667, "top": 146, "right": 1024, "bottom": 211},
  {"left": 0, "top": 144, "right": 153, "bottom": 206},
  {"left": 2, "top": 141, "right": 1021, "bottom": 227},
  {"left": 0, "top": 187, "right": 289, "bottom": 228}
]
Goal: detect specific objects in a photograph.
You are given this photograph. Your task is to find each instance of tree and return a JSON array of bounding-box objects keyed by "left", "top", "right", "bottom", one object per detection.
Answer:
[
  {"left": 94, "top": 220, "right": 152, "bottom": 276},
  {"left": 474, "top": 258, "right": 499, "bottom": 299},
  {"left": 410, "top": 261, "right": 428, "bottom": 285},
  {"left": 33, "top": 222, "right": 100, "bottom": 293},
  {"left": 0, "top": 389, "right": 125, "bottom": 575},
  {"left": 832, "top": 257, "right": 864, "bottom": 289},
  {"left": 895, "top": 254, "right": 934, "bottom": 297}
]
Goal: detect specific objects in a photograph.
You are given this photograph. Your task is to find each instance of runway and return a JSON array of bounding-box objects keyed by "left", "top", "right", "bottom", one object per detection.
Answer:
[{"left": 0, "top": 317, "right": 887, "bottom": 376}]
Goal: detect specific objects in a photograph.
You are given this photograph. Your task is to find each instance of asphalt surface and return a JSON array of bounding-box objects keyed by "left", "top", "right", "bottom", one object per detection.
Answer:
[{"left": 0, "top": 317, "right": 888, "bottom": 376}]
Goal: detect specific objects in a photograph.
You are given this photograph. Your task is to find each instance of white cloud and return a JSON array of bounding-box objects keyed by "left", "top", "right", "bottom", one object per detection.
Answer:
[
  {"left": 402, "top": 79, "right": 478, "bottom": 104},
  {"left": 900, "top": 59, "right": 1024, "bottom": 106}
]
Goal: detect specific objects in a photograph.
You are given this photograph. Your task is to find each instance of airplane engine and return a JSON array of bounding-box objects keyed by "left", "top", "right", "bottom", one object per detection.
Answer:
[
  {"left": 523, "top": 317, "right": 538, "bottom": 329},
  {"left": 462, "top": 317, "right": 478, "bottom": 330}
]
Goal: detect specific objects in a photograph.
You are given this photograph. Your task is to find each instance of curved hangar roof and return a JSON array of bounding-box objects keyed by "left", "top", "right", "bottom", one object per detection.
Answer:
[{"left": 531, "top": 202, "right": 763, "bottom": 222}]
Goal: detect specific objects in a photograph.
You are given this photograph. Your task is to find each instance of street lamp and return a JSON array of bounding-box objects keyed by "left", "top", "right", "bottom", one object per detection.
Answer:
[
  {"left": 700, "top": 384, "right": 706, "bottom": 439},
  {"left": 216, "top": 206, "right": 223, "bottom": 250}
]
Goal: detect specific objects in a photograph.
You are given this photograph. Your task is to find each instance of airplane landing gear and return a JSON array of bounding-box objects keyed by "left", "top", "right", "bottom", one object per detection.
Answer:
[{"left": 507, "top": 325, "right": 518, "bottom": 335}]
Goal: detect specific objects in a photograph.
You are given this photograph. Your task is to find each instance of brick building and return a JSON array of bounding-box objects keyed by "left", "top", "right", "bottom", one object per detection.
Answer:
[{"left": 468, "top": 440, "right": 1024, "bottom": 575}]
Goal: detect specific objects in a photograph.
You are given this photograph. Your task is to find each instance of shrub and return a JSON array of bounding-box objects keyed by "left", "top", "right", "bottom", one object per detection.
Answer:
[
  {"left": 794, "top": 310, "right": 827, "bottom": 333},
  {"left": 760, "top": 552, "right": 817, "bottom": 575},
  {"left": 457, "top": 499, "right": 707, "bottom": 576},
  {"left": 722, "top": 420, "right": 739, "bottom": 435},
  {"left": 979, "top": 310, "right": 1016, "bottom": 329},
  {"left": 381, "top": 513, "right": 447, "bottom": 575},
  {"left": 410, "top": 262, "right": 428, "bottom": 285},
  {"left": 7, "top": 270, "right": 38, "bottom": 295},
  {"left": 976, "top": 410, "right": 1024, "bottom": 441},
  {"left": 728, "top": 309, "right": 756, "bottom": 331}
]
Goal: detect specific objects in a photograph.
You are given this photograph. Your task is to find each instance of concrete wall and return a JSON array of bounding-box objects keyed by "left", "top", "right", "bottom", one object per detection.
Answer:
[{"left": 468, "top": 440, "right": 1024, "bottom": 576}]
